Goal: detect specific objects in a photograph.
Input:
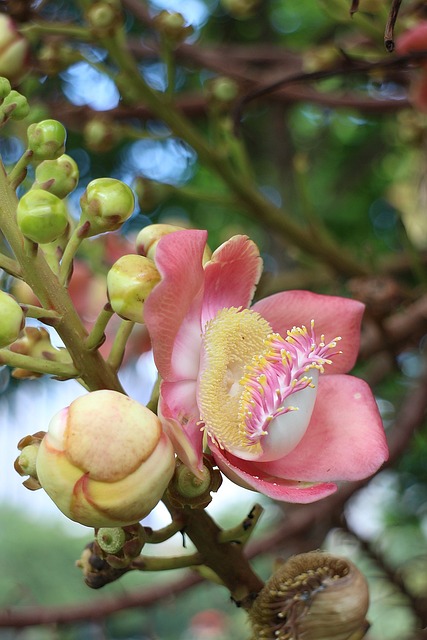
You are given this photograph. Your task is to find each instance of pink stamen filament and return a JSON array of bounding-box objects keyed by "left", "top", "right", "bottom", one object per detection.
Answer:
[{"left": 240, "top": 322, "right": 341, "bottom": 445}]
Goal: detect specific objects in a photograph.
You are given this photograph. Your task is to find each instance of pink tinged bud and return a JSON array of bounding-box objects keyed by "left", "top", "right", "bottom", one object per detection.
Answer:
[
  {"left": 107, "top": 254, "right": 161, "bottom": 323},
  {"left": 79, "top": 178, "right": 135, "bottom": 236},
  {"left": 136, "top": 223, "right": 212, "bottom": 263},
  {"left": 36, "top": 390, "right": 176, "bottom": 527},
  {"left": 0, "top": 290, "right": 24, "bottom": 347},
  {"left": 17, "top": 189, "right": 69, "bottom": 244},
  {"left": 33, "top": 154, "right": 79, "bottom": 198},
  {"left": 0, "top": 15, "right": 29, "bottom": 84}
]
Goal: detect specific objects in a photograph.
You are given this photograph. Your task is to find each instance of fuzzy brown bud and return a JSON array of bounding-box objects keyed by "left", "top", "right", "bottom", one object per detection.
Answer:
[{"left": 248, "top": 552, "right": 370, "bottom": 640}]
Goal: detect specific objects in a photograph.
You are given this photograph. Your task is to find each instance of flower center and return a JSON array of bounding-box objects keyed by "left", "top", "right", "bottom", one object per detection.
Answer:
[{"left": 199, "top": 307, "right": 341, "bottom": 461}]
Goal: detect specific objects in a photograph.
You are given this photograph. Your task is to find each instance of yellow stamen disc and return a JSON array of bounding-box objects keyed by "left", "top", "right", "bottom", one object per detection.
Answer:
[{"left": 199, "top": 307, "right": 272, "bottom": 454}]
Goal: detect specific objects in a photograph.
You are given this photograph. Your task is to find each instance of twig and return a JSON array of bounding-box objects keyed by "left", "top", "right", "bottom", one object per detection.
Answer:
[{"left": 384, "top": 0, "right": 403, "bottom": 52}]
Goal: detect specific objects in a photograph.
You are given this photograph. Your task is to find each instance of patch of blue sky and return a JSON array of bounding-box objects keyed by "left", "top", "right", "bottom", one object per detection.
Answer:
[
  {"left": 61, "top": 61, "right": 120, "bottom": 111},
  {"left": 123, "top": 138, "right": 197, "bottom": 185}
]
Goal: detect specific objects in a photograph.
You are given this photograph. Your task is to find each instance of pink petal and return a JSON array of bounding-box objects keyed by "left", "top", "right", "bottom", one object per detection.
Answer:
[
  {"left": 257, "top": 375, "right": 388, "bottom": 482},
  {"left": 211, "top": 444, "right": 337, "bottom": 503},
  {"left": 145, "top": 230, "right": 207, "bottom": 380},
  {"left": 159, "top": 380, "right": 204, "bottom": 476},
  {"left": 253, "top": 291, "right": 365, "bottom": 374},
  {"left": 201, "top": 235, "right": 262, "bottom": 326}
]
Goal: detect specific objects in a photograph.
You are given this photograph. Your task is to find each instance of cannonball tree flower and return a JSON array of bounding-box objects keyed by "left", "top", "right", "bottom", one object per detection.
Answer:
[
  {"left": 144, "top": 230, "right": 388, "bottom": 503},
  {"left": 36, "top": 390, "right": 175, "bottom": 527}
]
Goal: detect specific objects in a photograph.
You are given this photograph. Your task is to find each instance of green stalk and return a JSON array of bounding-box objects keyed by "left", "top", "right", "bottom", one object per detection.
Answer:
[{"left": 0, "top": 349, "right": 77, "bottom": 378}]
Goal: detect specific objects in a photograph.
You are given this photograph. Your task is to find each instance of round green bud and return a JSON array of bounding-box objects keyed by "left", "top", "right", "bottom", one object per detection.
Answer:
[
  {"left": 0, "top": 290, "right": 24, "bottom": 348},
  {"left": 17, "top": 190, "right": 69, "bottom": 244},
  {"left": 83, "top": 117, "right": 119, "bottom": 153},
  {"left": 134, "top": 177, "right": 174, "bottom": 213},
  {"left": 220, "top": 0, "right": 260, "bottom": 18},
  {"left": 208, "top": 77, "right": 239, "bottom": 104},
  {"left": 107, "top": 254, "right": 161, "bottom": 323},
  {"left": 80, "top": 177, "right": 135, "bottom": 236},
  {"left": 0, "top": 77, "right": 11, "bottom": 100},
  {"left": 1, "top": 90, "right": 29, "bottom": 121},
  {"left": 27, "top": 119, "right": 67, "bottom": 163},
  {"left": 33, "top": 154, "right": 79, "bottom": 198},
  {"left": 152, "top": 11, "right": 193, "bottom": 43},
  {"left": 86, "top": 1, "right": 122, "bottom": 35}
]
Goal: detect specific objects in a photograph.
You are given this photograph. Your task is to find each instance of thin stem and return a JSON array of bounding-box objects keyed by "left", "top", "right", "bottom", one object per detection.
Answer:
[
  {"left": 143, "top": 519, "right": 185, "bottom": 544},
  {"left": 107, "top": 319, "right": 134, "bottom": 370},
  {"left": 7, "top": 149, "right": 33, "bottom": 190},
  {"left": 21, "top": 20, "right": 91, "bottom": 40},
  {"left": 0, "top": 251, "right": 21, "bottom": 278},
  {"left": 131, "top": 552, "right": 203, "bottom": 572},
  {"left": 85, "top": 304, "right": 114, "bottom": 351},
  {"left": 58, "top": 223, "right": 89, "bottom": 286},
  {"left": 219, "top": 504, "right": 264, "bottom": 545},
  {"left": 0, "top": 349, "right": 77, "bottom": 378},
  {"left": 21, "top": 304, "right": 61, "bottom": 321}
]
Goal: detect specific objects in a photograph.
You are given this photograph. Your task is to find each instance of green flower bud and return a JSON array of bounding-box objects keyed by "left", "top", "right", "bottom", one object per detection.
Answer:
[
  {"left": 0, "top": 15, "right": 29, "bottom": 84},
  {"left": 152, "top": 11, "right": 193, "bottom": 44},
  {"left": 33, "top": 154, "right": 79, "bottom": 198},
  {"left": 0, "top": 290, "right": 24, "bottom": 348},
  {"left": 15, "top": 431, "right": 45, "bottom": 490},
  {"left": 17, "top": 189, "right": 69, "bottom": 244},
  {"left": 166, "top": 457, "right": 222, "bottom": 509},
  {"left": 83, "top": 117, "right": 119, "bottom": 153},
  {"left": 207, "top": 77, "right": 239, "bottom": 105},
  {"left": 220, "top": 0, "right": 260, "bottom": 18},
  {"left": 86, "top": 0, "right": 122, "bottom": 36},
  {"left": 0, "top": 77, "right": 11, "bottom": 99},
  {"left": 1, "top": 90, "right": 29, "bottom": 121},
  {"left": 79, "top": 177, "right": 134, "bottom": 236},
  {"left": 134, "top": 177, "right": 174, "bottom": 213},
  {"left": 107, "top": 254, "right": 161, "bottom": 323},
  {"left": 38, "top": 42, "right": 80, "bottom": 76},
  {"left": 27, "top": 119, "right": 67, "bottom": 163}
]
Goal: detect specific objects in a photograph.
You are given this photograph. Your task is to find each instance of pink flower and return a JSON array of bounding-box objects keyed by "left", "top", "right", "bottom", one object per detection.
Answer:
[{"left": 144, "top": 230, "right": 388, "bottom": 503}]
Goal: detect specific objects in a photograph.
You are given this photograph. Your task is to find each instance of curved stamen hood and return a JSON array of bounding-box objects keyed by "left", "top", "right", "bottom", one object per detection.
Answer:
[{"left": 199, "top": 307, "right": 341, "bottom": 462}]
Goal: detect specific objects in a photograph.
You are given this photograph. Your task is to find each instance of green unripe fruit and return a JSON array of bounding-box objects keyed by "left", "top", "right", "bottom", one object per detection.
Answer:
[
  {"left": 80, "top": 177, "right": 134, "bottom": 236},
  {"left": 0, "top": 290, "right": 24, "bottom": 348},
  {"left": 107, "top": 254, "right": 161, "bottom": 323},
  {"left": 33, "top": 154, "right": 79, "bottom": 198},
  {"left": 27, "top": 119, "right": 67, "bottom": 163},
  {"left": 17, "top": 190, "right": 69, "bottom": 244}
]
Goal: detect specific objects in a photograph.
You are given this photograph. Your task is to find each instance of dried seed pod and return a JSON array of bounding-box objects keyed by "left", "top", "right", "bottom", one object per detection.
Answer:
[{"left": 248, "top": 552, "right": 370, "bottom": 640}]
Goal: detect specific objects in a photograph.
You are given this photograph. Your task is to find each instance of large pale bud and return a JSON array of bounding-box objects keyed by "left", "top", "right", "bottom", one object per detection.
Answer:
[
  {"left": 136, "top": 223, "right": 212, "bottom": 263},
  {"left": 107, "top": 254, "right": 161, "bottom": 323},
  {"left": 36, "top": 390, "right": 176, "bottom": 527},
  {"left": 248, "top": 552, "right": 370, "bottom": 640},
  {"left": 0, "top": 15, "right": 29, "bottom": 84}
]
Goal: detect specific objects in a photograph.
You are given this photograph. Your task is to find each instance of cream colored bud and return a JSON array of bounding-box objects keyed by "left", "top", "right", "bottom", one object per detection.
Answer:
[
  {"left": 107, "top": 254, "right": 161, "bottom": 323},
  {"left": 36, "top": 390, "right": 175, "bottom": 527},
  {"left": 136, "top": 223, "right": 212, "bottom": 264}
]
